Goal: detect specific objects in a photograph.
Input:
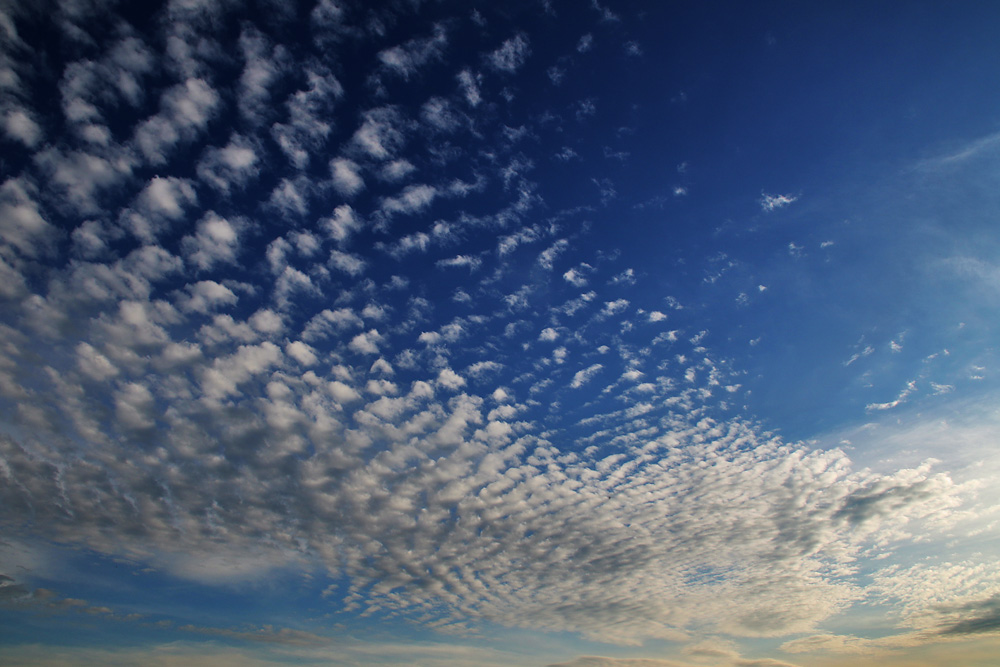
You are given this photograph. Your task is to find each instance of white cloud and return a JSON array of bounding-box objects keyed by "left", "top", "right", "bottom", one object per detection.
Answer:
[
  {"left": 436, "top": 367, "right": 466, "bottom": 390},
  {"left": 539, "top": 328, "right": 559, "bottom": 342},
  {"left": 349, "top": 329, "right": 382, "bottom": 354},
  {"left": 0, "top": 178, "right": 56, "bottom": 257},
  {"left": 437, "top": 254, "right": 482, "bottom": 271},
  {"left": 321, "top": 204, "right": 363, "bottom": 244},
  {"left": 178, "top": 280, "right": 238, "bottom": 314},
  {"left": 352, "top": 106, "right": 407, "bottom": 160},
  {"left": 237, "top": 25, "right": 288, "bottom": 126},
  {"left": 760, "top": 192, "right": 798, "bottom": 212},
  {"left": 330, "top": 157, "right": 365, "bottom": 196},
  {"left": 197, "top": 134, "right": 260, "bottom": 194},
  {"left": 571, "top": 363, "right": 604, "bottom": 388},
  {"left": 456, "top": 69, "right": 482, "bottom": 106},
  {"left": 329, "top": 249, "right": 366, "bottom": 276},
  {"left": 866, "top": 380, "right": 918, "bottom": 412},
  {"left": 2, "top": 108, "right": 42, "bottom": 147},
  {"left": 34, "top": 147, "right": 134, "bottom": 215},
  {"left": 376, "top": 25, "right": 447, "bottom": 79},
  {"left": 134, "top": 78, "right": 221, "bottom": 165},
  {"left": 380, "top": 159, "right": 416, "bottom": 182},
  {"left": 182, "top": 212, "right": 241, "bottom": 271},
  {"left": 489, "top": 33, "right": 530, "bottom": 72},
  {"left": 271, "top": 66, "right": 343, "bottom": 168},
  {"left": 286, "top": 341, "right": 319, "bottom": 366},
  {"left": 380, "top": 184, "right": 438, "bottom": 218},
  {"left": 538, "top": 239, "right": 569, "bottom": 270}
]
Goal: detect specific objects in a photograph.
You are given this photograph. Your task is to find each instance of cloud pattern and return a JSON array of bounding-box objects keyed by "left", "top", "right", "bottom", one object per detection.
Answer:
[{"left": 0, "top": 0, "right": 994, "bottom": 660}]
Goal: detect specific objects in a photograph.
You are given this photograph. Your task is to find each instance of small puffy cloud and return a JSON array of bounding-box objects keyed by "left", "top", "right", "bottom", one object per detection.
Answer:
[
  {"left": 322, "top": 204, "right": 363, "bottom": 243},
  {"left": 330, "top": 157, "right": 364, "bottom": 196},
  {"left": 602, "top": 299, "right": 630, "bottom": 316},
  {"left": 182, "top": 212, "right": 241, "bottom": 270},
  {"left": 437, "top": 367, "right": 466, "bottom": 389},
  {"left": 352, "top": 106, "right": 407, "bottom": 160},
  {"left": 456, "top": 69, "right": 482, "bottom": 106},
  {"left": 134, "top": 78, "right": 221, "bottom": 165},
  {"left": 249, "top": 309, "right": 284, "bottom": 336},
  {"left": 271, "top": 66, "right": 343, "bottom": 168},
  {"left": 138, "top": 176, "right": 197, "bottom": 219},
  {"left": 537, "top": 239, "right": 569, "bottom": 270},
  {"left": 0, "top": 178, "right": 56, "bottom": 257},
  {"left": 760, "top": 192, "right": 798, "bottom": 212},
  {"left": 563, "top": 266, "right": 591, "bottom": 287},
  {"left": 268, "top": 176, "right": 312, "bottom": 218},
  {"left": 380, "top": 183, "right": 438, "bottom": 217},
  {"left": 437, "top": 254, "right": 482, "bottom": 271},
  {"left": 178, "top": 280, "right": 239, "bottom": 314},
  {"left": 648, "top": 311, "right": 667, "bottom": 322},
  {"left": 301, "top": 308, "right": 363, "bottom": 341},
  {"left": 467, "top": 361, "right": 502, "bottom": 379},
  {"left": 328, "top": 380, "right": 361, "bottom": 404},
  {"left": 571, "top": 363, "right": 604, "bottom": 388},
  {"left": 577, "top": 33, "right": 593, "bottom": 52},
  {"left": 421, "top": 96, "right": 462, "bottom": 133},
  {"left": 376, "top": 25, "right": 447, "bottom": 79},
  {"left": 370, "top": 358, "right": 394, "bottom": 375},
  {"left": 286, "top": 340, "right": 319, "bottom": 366},
  {"left": 329, "top": 249, "right": 366, "bottom": 276},
  {"left": 539, "top": 327, "right": 559, "bottom": 342},
  {"left": 115, "top": 382, "right": 156, "bottom": 431},
  {"left": 380, "top": 159, "right": 416, "bottom": 182},
  {"left": 489, "top": 33, "right": 530, "bottom": 72},
  {"left": 237, "top": 25, "right": 289, "bottom": 126},
  {"left": 35, "top": 147, "right": 134, "bottom": 215},
  {"left": 349, "top": 329, "right": 382, "bottom": 354},
  {"left": 197, "top": 134, "right": 260, "bottom": 194},
  {"left": 610, "top": 268, "right": 635, "bottom": 285},
  {"left": 3, "top": 108, "right": 42, "bottom": 147},
  {"left": 76, "top": 342, "right": 118, "bottom": 381}
]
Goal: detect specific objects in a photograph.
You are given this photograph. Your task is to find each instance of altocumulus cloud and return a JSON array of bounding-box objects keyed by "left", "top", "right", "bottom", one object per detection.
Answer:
[{"left": 0, "top": 0, "right": 992, "bottom": 663}]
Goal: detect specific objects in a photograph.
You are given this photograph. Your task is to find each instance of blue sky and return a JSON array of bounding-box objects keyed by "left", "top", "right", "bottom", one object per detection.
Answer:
[{"left": 2, "top": 1, "right": 1000, "bottom": 665}]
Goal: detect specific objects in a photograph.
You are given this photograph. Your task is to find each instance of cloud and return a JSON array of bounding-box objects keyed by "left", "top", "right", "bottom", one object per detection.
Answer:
[
  {"left": 352, "top": 105, "right": 407, "bottom": 160},
  {"left": 237, "top": 25, "right": 289, "bottom": 126},
  {"left": 177, "top": 280, "right": 238, "bottom": 314},
  {"left": 489, "top": 33, "right": 530, "bottom": 72},
  {"left": 0, "top": 4, "right": 992, "bottom": 662},
  {"left": 865, "top": 380, "right": 917, "bottom": 412},
  {"left": 35, "top": 147, "right": 134, "bottom": 215},
  {"left": 571, "top": 363, "right": 604, "bottom": 388},
  {"left": 329, "top": 249, "right": 367, "bottom": 276},
  {"left": 377, "top": 183, "right": 439, "bottom": 219},
  {"left": 2, "top": 108, "right": 42, "bottom": 147},
  {"left": 330, "top": 157, "right": 365, "bottom": 196},
  {"left": 321, "top": 204, "right": 363, "bottom": 243},
  {"left": 197, "top": 134, "right": 260, "bottom": 194},
  {"left": 376, "top": 24, "right": 448, "bottom": 79},
  {"left": 134, "top": 78, "right": 221, "bottom": 165},
  {"left": 0, "top": 178, "right": 56, "bottom": 257},
  {"left": 456, "top": 69, "right": 482, "bottom": 106},
  {"left": 759, "top": 192, "right": 798, "bottom": 212},
  {"left": 182, "top": 211, "right": 241, "bottom": 271},
  {"left": 271, "top": 66, "right": 343, "bottom": 168}
]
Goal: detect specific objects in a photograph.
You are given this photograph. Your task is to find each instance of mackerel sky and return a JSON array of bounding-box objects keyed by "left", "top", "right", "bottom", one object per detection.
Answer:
[{"left": 2, "top": 1, "right": 1000, "bottom": 665}]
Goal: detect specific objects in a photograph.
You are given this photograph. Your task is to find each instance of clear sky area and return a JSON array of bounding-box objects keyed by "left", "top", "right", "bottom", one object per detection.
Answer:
[{"left": 2, "top": 1, "right": 1000, "bottom": 665}]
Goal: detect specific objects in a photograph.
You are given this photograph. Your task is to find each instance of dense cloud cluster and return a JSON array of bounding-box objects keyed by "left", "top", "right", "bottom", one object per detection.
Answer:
[{"left": 0, "top": 0, "right": 991, "bottom": 655}]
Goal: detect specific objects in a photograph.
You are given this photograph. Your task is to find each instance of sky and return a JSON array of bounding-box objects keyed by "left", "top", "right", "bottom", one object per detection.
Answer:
[{"left": 2, "top": 0, "right": 1000, "bottom": 665}]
